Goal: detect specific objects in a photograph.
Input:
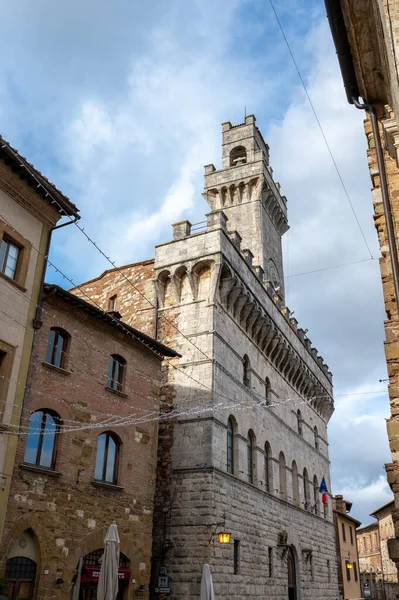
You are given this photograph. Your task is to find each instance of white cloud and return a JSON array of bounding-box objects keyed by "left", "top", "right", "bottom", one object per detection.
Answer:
[{"left": 0, "top": 0, "right": 393, "bottom": 524}]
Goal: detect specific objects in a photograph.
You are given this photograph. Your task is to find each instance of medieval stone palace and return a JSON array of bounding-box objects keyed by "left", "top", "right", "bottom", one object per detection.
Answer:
[{"left": 74, "top": 115, "right": 339, "bottom": 599}]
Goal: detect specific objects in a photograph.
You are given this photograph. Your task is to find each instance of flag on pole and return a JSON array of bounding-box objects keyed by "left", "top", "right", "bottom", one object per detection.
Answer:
[{"left": 319, "top": 477, "right": 328, "bottom": 505}]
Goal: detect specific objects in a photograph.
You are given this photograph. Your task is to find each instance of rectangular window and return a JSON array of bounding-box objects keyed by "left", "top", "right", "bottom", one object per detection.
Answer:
[
  {"left": 0, "top": 237, "right": 20, "bottom": 280},
  {"left": 234, "top": 540, "right": 240, "bottom": 575},
  {"left": 346, "top": 561, "right": 351, "bottom": 581},
  {"left": 353, "top": 561, "right": 358, "bottom": 582},
  {"left": 349, "top": 526, "right": 353, "bottom": 545},
  {"left": 268, "top": 547, "right": 273, "bottom": 578},
  {"left": 341, "top": 523, "right": 346, "bottom": 542},
  {"left": 108, "top": 294, "right": 117, "bottom": 311}
]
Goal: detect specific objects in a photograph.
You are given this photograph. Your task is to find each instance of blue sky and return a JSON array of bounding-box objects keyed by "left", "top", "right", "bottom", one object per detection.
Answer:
[{"left": 1, "top": 0, "right": 392, "bottom": 524}]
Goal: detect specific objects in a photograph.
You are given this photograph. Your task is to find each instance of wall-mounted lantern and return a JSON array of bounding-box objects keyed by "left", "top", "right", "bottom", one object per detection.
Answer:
[{"left": 218, "top": 532, "right": 231, "bottom": 544}]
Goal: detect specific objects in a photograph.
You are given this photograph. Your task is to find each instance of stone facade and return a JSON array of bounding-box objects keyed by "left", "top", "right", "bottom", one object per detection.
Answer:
[
  {"left": 371, "top": 501, "right": 398, "bottom": 583},
  {"left": 73, "top": 116, "right": 339, "bottom": 600},
  {"left": 357, "top": 523, "right": 382, "bottom": 581},
  {"left": 325, "top": 0, "right": 399, "bottom": 572},
  {"left": 0, "top": 284, "right": 177, "bottom": 600},
  {"left": 0, "top": 137, "right": 79, "bottom": 544}
]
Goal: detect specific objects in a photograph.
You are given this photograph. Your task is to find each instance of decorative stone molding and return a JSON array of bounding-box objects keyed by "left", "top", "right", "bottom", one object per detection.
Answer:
[{"left": 217, "top": 262, "right": 334, "bottom": 422}]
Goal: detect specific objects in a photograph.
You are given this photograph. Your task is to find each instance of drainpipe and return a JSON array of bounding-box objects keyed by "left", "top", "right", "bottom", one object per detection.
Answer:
[
  {"left": 33, "top": 215, "right": 80, "bottom": 327},
  {"left": 352, "top": 98, "right": 399, "bottom": 310}
]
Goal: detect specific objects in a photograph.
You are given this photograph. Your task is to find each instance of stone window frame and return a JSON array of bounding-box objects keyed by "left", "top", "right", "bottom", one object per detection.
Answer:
[
  {"left": 303, "top": 467, "right": 310, "bottom": 509},
  {"left": 0, "top": 218, "right": 31, "bottom": 292},
  {"left": 108, "top": 294, "right": 117, "bottom": 311},
  {"left": 279, "top": 451, "right": 287, "bottom": 500},
  {"left": 0, "top": 339, "right": 16, "bottom": 413},
  {"left": 264, "top": 441, "right": 273, "bottom": 493},
  {"left": 247, "top": 429, "right": 256, "bottom": 484},
  {"left": 227, "top": 417, "right": 234, "bottom": 474},
  {"left": 94, "top": 430, "right": 121, "bottom": 485},
  {"left": 297, "top": 409, "right": 303, "bottom": 436},
  {"left": 313, "top": 475, "right": 319, "bottom": 515},
  {"left": 23, "top": 408, "right": 62, "bottom": 470},
  {"left": 291, "top": 460, "right": 299, "bottom": 505},
  {"left": 107, "top": 354, "right": 127, "bottom": 393},
  {"left": 265, "top": 377, "right": 271, "bottom": 406},
  {"left": 243, "top": 355, "right": 250, "bottom": 388},
  {"left": 44, "top": 327, "right": 71, "bottom": 370}
]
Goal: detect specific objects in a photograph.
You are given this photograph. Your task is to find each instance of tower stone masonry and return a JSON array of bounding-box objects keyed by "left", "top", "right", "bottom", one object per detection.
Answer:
[{"left": 72, "top": 115, "right": 339, "bottom": 600}]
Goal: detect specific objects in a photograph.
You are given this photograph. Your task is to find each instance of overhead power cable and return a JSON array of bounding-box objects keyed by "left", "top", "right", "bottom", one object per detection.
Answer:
[
  {"left": 286, "top": 257, "right": 376, "bottom": 279},
  {"left": 268, "top": 0, "right": 374, "bottom": 260}
]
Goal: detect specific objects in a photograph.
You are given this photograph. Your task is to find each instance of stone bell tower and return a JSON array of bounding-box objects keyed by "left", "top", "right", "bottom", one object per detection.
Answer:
[{"left": 203, "top": 114, "right": 289, "bottom": 299}]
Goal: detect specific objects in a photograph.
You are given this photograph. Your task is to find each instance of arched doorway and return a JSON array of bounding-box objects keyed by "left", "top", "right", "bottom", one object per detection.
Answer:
[
  {"left": 78, "top": 549, "right": 130, "bottom": 599},
  {"left": 4, "top": 530, "right": 38, "bottom": 600},
  {"left": 287, "top": 547, "right": 297, "bottom": 600}
]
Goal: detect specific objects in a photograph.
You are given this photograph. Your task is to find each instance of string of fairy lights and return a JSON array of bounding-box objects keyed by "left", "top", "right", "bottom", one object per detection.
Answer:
[{"left": 0, "top": 136, "right": 387, "bottom": 443}]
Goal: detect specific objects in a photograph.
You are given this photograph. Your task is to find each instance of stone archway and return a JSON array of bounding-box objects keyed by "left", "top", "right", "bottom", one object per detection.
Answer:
[{"left": 288, "top": 547, "right": 297, "bottom": 600}]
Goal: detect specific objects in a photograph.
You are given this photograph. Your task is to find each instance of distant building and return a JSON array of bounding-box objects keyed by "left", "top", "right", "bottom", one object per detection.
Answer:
[
  {"left": 332, "top": 495, "right": 362, "bottom": 600},
  {"left": 357, "top": 523, "right": 382, "bottom": 583},
  {"left": 0, "top": 137, "right": 79, "bottom": 543},
  {"left": 357, "top": 500, "right": 399, "bottom": 599},
  {"left": 371, "top": 501, "right": 398, "bottom": 583},
  {"left": 0, "top": 284, "right": 177, "bottom": 600},
  {"left": 72, "top": 116, "right": 339, "bottom": 600},
  {"left": 325, "top": 0, "right": 399, "bottom": 570}
]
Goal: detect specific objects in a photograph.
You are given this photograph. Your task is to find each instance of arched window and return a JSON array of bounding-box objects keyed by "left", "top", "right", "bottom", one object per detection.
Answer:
[
  {"left": 243, "top": 355, "right": 250, "bottom": 388},
  {"left": 230, "top": 146, "right": 247, "bottom": 167},
  {"left": 24, "top": 410, "right": 60, "bottom": 469},
  {"left": 297, "top": 410, "right": 303, "bottom": 436},
  {"left": 227, "top": 417, "right": 234, "bottom": 474},
  {"left": 292, "top": 461, "right": 299, "bottom": 505},
  {"left": 108, "top": 354, "right": 126, "bottom": 392},
  {"left": 94, "top": 432, "right": 120, "bottom": 484},
  {"left": 303, "top": 468, "right": 310, "bottom": 509},
  {"left": 265, "top": 442, "right": 272, "bottom": 493},
  {"left": 265, "top": 378, "right": 271, "bottom": 406},
  {"left": 313, "top": 475, "right": 319, "bottom": 515},
  {"left": 45, "top": 327, "right": 70, "bottom": 369},
  {"left": 314, "top": 426, "right": 319, "bottom": 450},
  {"left": 279, "top": 452, "right": 287, "bottom": 499},
  {"left": 247, "top": 430, "right": 255, "bottom": 484}
]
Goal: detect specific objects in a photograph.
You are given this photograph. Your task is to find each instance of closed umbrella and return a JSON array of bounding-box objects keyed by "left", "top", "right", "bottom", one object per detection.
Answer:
[
  {"left": 97, "top": 521, "right": 120, "bottom": 600},
  {"left": 200, "top": 564, "right": 215, "bottom": 600}
]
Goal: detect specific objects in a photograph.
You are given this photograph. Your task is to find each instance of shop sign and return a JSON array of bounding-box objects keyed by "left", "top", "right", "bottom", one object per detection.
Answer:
[{"left": 81, "top": 566, "right": 131, "bottom": 583}]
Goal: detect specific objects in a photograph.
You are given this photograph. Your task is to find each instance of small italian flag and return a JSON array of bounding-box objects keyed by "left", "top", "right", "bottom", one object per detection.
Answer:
[{"left": 319, "top": 477, "right": 328, "bottom": 505}]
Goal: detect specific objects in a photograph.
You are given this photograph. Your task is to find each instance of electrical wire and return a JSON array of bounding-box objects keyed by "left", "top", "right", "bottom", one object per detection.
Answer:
[{"left": 267, "top": 0, "right": 374, "bottom": 260}]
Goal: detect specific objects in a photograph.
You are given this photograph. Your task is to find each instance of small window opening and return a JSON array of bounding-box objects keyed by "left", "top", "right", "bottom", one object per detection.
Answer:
[
  {"left": 234, "top": 540, "right": 240, "bottom": 574},
  {"left": 108, "top": 294, "right": 117, "bottom": 311},
  {"left": 268, "top": 547, "right": 273, "bottom": 578}
]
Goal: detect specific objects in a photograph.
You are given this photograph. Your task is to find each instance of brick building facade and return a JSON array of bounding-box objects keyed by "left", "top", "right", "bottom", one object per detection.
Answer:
[
  {"left": 0, "top": 284, "right": 177, "bottom": 600},
  {"left": 73, "top": 116, "right": 340, "bottom": 599}
]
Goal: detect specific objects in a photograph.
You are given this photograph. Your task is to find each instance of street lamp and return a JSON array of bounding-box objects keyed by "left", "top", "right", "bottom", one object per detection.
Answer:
[{"left": 218, "top": 532, "right": 231, "bottom": 544}]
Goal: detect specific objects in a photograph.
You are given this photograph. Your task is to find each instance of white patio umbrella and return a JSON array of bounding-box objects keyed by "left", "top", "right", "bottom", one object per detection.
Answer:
[
  {"left": 97, "top": 521, "right": 120, "bottom": 600},
  {"left": 200, "top": 564, "right": 215, "bottom": 600}
]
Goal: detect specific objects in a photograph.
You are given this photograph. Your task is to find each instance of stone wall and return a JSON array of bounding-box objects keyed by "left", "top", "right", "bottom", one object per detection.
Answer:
[{"left": 72, "top": 117, "right": 339, "bottom": 599}]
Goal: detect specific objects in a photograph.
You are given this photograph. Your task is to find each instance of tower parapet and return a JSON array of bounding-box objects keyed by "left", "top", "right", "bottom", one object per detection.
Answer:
[{"left": 203, "top": 115, "right": 289, "bottom": 300}]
